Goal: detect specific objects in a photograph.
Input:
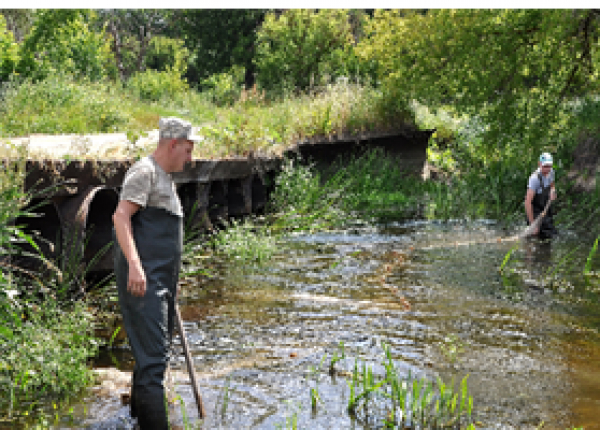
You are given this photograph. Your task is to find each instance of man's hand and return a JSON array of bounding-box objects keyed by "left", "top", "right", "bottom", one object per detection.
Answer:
[
  {"left": 550, "top": 188, "right": 557, "bottom": 201},
  {"left": 128, "top": 260, "right": 147, "bottom": 297},
  {"left": 113, "top": 199, "right": 145, "bottom": 296}
]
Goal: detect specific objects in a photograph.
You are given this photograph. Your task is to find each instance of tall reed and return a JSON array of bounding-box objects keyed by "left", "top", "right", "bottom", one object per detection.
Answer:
[
  {"left": 331, "top": 343, "right": 475, "bottom": 428},
  {"left": 0, "top": 154, "right": 99, "bottom": 423}
]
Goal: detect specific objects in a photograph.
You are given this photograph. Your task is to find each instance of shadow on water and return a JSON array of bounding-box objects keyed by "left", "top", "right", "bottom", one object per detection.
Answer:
[{"left": 39, "top": 220, "right": 600, "bottom": 429}]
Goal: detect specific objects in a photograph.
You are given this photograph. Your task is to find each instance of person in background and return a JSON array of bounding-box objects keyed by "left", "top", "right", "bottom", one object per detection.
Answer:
[
  {"left": 525, "top": 152, "right": 558, "bottom": 239},
  {"left": 112, "top": 117, "right": 199, "bottom": 429}
]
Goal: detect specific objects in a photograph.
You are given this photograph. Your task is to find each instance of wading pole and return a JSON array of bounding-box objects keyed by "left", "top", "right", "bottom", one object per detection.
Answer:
[{"left": 175, "top": 303, "right": 206, "bottom": 419}]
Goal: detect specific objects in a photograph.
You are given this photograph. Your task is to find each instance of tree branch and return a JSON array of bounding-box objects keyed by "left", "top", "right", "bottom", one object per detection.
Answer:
[{"left": 558, "top": 10, "right": 595, "bottom": 100}]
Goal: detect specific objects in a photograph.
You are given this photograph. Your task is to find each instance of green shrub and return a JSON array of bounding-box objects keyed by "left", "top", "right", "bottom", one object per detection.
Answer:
[
  {"left": 144, "top": 35, "right": 190, "bottom": 76},
  {"left": 0, "top": 15, "right": 19, "bottom": 83},
  {"left": 0, "top": 292, "right": 98, "bottom": 421},
  {"left": 191, "top": 80, "right": 415, "bottom": 159},
  {"left": 255, "top": 9, "right": 368, "bottom": 94},
  {"left": 267, "top": 149, "right": 422, "bottom": 231},
  {"left": 208, "top": 218, "right": 277, "bottom": 264},
  {"left": 201, "top": 65, "right": 245, "bottom": 106},
  {"left": 0, "top": 156, "right": 28, "bottom": 267},
  {"left": 0, "top": 156, "right": 98, "bottom": 421},
  {"left": 127, "top": 69, "right": 189, "bottom": 102},
  {"left": 17, "top": 10, "right": 116, "bottom": 82},
  {"left": 0, "top": 76, "right": 129, "bottom": 136}
]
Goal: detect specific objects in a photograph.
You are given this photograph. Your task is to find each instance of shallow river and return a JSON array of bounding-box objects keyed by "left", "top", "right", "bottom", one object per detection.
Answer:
[{"left": 56, "top": 220, "right": 600, "bottom": 428}]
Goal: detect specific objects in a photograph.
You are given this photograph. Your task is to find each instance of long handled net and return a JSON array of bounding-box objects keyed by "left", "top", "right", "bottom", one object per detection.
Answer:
[
  {"left": 413, "top": 199, "right": 553, "bottom": 252},
  {"left": 520, "top": 198, "right": 552, "bottom": 239}
]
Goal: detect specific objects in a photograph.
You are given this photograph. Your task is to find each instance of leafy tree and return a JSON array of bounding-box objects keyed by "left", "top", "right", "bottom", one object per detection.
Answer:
[
  {"left": 254, "top": 9, "right": 372, "bottom": 95},
  {"left": 167, "top": 9, "right": 267, "bottom": 88},
  {"left": 127, "top": 69, "right": 189, "bottom": 102},
  {"left": 0, "top": 14, "right": 19, "bottom": 83},
  {"left": 357, "top": 9, "right": 600, "bottom": 159},
  {"left": 96, "top": 9, "right": 172, "bottom": 80},
  {"left": 17, "top": 9, "right": 116, "bottom": 81},
  {"left": 0, "top": 9, "right": 34, "bottom": 42},
  {"left": 144, "top": 35, "right": 190, "bottom": 76}
]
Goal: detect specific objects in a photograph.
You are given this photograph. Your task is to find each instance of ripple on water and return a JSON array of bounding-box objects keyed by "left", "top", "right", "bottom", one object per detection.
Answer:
[{"left": 71, "top": 221, "right": 600, "bottom": 429}]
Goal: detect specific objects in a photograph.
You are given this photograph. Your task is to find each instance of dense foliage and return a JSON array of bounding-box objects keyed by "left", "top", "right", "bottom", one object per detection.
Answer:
[
  {"left": 0, "top": 157, "right": 98, "bottom": 423},
  {"left": 94, "top": 9, "right": 173, "bottom": 80},
  {"left": 17, "top": 10, "right": 115, "bottom": 82},
  {"left": 167, "top": 9, "right": 266, "bottom": 88},
  {"left": 357, "top": 9, "right": 600, "bottom": 159},
  {"left": 2, "top": 7, "right": 600, "bottom": 224},
  {"left": 0, "top": 76, "right": 129, "bottom": 135},
  {"left": 2, "top": 8, "right": 596, "bottom": 162},
  {"left": 0, "top": 15, "right": 19, "bottom": 83},
  {"left": 255, "top": 9, "right": 372, "bottom": 94}
]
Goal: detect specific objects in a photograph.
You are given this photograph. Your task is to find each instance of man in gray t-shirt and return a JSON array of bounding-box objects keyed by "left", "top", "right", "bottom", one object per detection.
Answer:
[
  {"left": 112, "top": 117, "right": 200, "bottom": 429},
  {"left": 524, "top": 152, "right": 557, "bottom": 238}
]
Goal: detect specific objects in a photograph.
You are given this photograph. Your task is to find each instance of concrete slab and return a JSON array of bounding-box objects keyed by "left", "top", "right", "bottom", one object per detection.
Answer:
[{"left": 0, "top": 131, "right": 160, "bottom": 160}]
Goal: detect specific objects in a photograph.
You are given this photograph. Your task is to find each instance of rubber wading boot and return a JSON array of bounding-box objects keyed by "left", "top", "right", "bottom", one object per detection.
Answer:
[
  {"left": 134, "top": 386, "right": 169, "bottom": 430},
  {"left": 130, "top": 372, "right": 138, "bottom": 419}
]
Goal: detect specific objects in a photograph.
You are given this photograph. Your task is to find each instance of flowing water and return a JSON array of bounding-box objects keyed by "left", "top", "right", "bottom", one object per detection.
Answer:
[{"left": 49, "top": 220, "right": 600, "bottom": 428}]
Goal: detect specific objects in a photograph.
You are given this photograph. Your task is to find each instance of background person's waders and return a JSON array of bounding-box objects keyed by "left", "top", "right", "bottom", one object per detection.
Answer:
[
  {"left": 530, "top": 172, "right": 557, "bottom": 239},
  {"left": 114, "top": 206, "right": 182, "bottom": 429}
]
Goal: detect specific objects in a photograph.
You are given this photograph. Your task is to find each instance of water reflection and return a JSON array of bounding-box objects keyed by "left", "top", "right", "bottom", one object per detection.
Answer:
[{"left": 522, "top": 238, "right": 553, "bottom": 280}]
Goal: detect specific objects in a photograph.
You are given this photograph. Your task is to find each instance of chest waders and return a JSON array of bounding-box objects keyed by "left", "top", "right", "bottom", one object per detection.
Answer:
[
  {"left": 114, "top": 206, "right": 182, "bottom": 429},
  {"left": 531, "top": 173, "right": 557, "bottom": 239}
]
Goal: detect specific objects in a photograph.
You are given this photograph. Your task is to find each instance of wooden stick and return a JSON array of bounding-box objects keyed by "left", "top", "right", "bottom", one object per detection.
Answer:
[{"left": 175, "top": 303, "right": 206, "bottom": 419}]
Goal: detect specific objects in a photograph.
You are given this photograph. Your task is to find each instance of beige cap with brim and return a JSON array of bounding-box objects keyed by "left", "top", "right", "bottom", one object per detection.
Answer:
[{"left": 159, "top": 117, "right": 203, "bottom": 143}]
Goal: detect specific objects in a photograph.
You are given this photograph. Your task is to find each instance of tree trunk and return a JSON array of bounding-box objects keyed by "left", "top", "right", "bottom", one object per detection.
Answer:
[
  {"left": 109, "top": 21, "right": 125, "bottom": 81},
  {"left": 137, "top": 25, "right": 148, "bottom": 72}
]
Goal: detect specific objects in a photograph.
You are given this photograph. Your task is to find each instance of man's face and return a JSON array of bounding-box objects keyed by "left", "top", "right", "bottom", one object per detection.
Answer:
[
  {"left": 171, "top": 139, "right": 194, "bottom": 172},
  {"left": 541, "top": 164, "right": 552, "bottom": 175}
]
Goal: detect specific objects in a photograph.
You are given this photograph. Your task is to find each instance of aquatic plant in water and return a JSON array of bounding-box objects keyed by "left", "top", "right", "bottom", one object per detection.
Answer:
[{"left": 325, "top": 343, "right": 474, "bottom": 429}]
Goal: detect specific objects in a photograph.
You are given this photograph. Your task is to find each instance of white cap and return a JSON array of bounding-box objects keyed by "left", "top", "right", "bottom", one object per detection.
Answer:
[{"left": 539, "top": 152, "right": 553, "bottom": 166}]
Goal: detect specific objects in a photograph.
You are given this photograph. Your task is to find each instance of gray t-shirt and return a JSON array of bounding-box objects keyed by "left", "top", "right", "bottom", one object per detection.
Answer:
[
  {"left": 120, "top": 156, "right": 183, "bottom": 217},
  {"left": 528, "top": 168, "right": 555, "bottom": 194}
]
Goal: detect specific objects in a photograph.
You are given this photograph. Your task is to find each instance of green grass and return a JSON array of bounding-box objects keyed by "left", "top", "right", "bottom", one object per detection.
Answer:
[
  {"left": 0, "top": 156, "right": 100, "bottom": 423},
  {"left": 0, "top": 284, "right": 98, "bottom": 424},
  {"left": 0, "top": 76, "right": 131, "bottom": 136},
  {"left": 0, "top": 75, "right": 414, "bottom": 160},
  {"left": 207, "top": 218, "right": 278, "bottom": 264}
]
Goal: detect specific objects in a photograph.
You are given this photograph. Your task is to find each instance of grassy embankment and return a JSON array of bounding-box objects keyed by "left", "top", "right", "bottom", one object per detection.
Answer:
[{"left": 0, "top": 75, "right": 410, "bottom": 159}]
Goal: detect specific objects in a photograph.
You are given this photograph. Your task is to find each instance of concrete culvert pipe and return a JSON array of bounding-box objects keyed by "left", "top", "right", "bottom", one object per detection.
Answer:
[
  {"left": 85, "top": 187, "right": 119, "bottom": 275},
  {"left": 58, "top": 186, "right": 119, "bottom": 286}
]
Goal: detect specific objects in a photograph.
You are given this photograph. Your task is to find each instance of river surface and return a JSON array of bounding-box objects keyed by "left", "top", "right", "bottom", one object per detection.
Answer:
[{"left": 48, "top": 220, "right": 600, "bottom": 428}]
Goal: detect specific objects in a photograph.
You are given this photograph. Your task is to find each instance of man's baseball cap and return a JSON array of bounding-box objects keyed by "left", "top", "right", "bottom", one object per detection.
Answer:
[
  {"left": 159, "top": 117, "right": 203, "bottom": 143},
  {"left": 540, "top": 152, "right": 553, "bottom": 166}
]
